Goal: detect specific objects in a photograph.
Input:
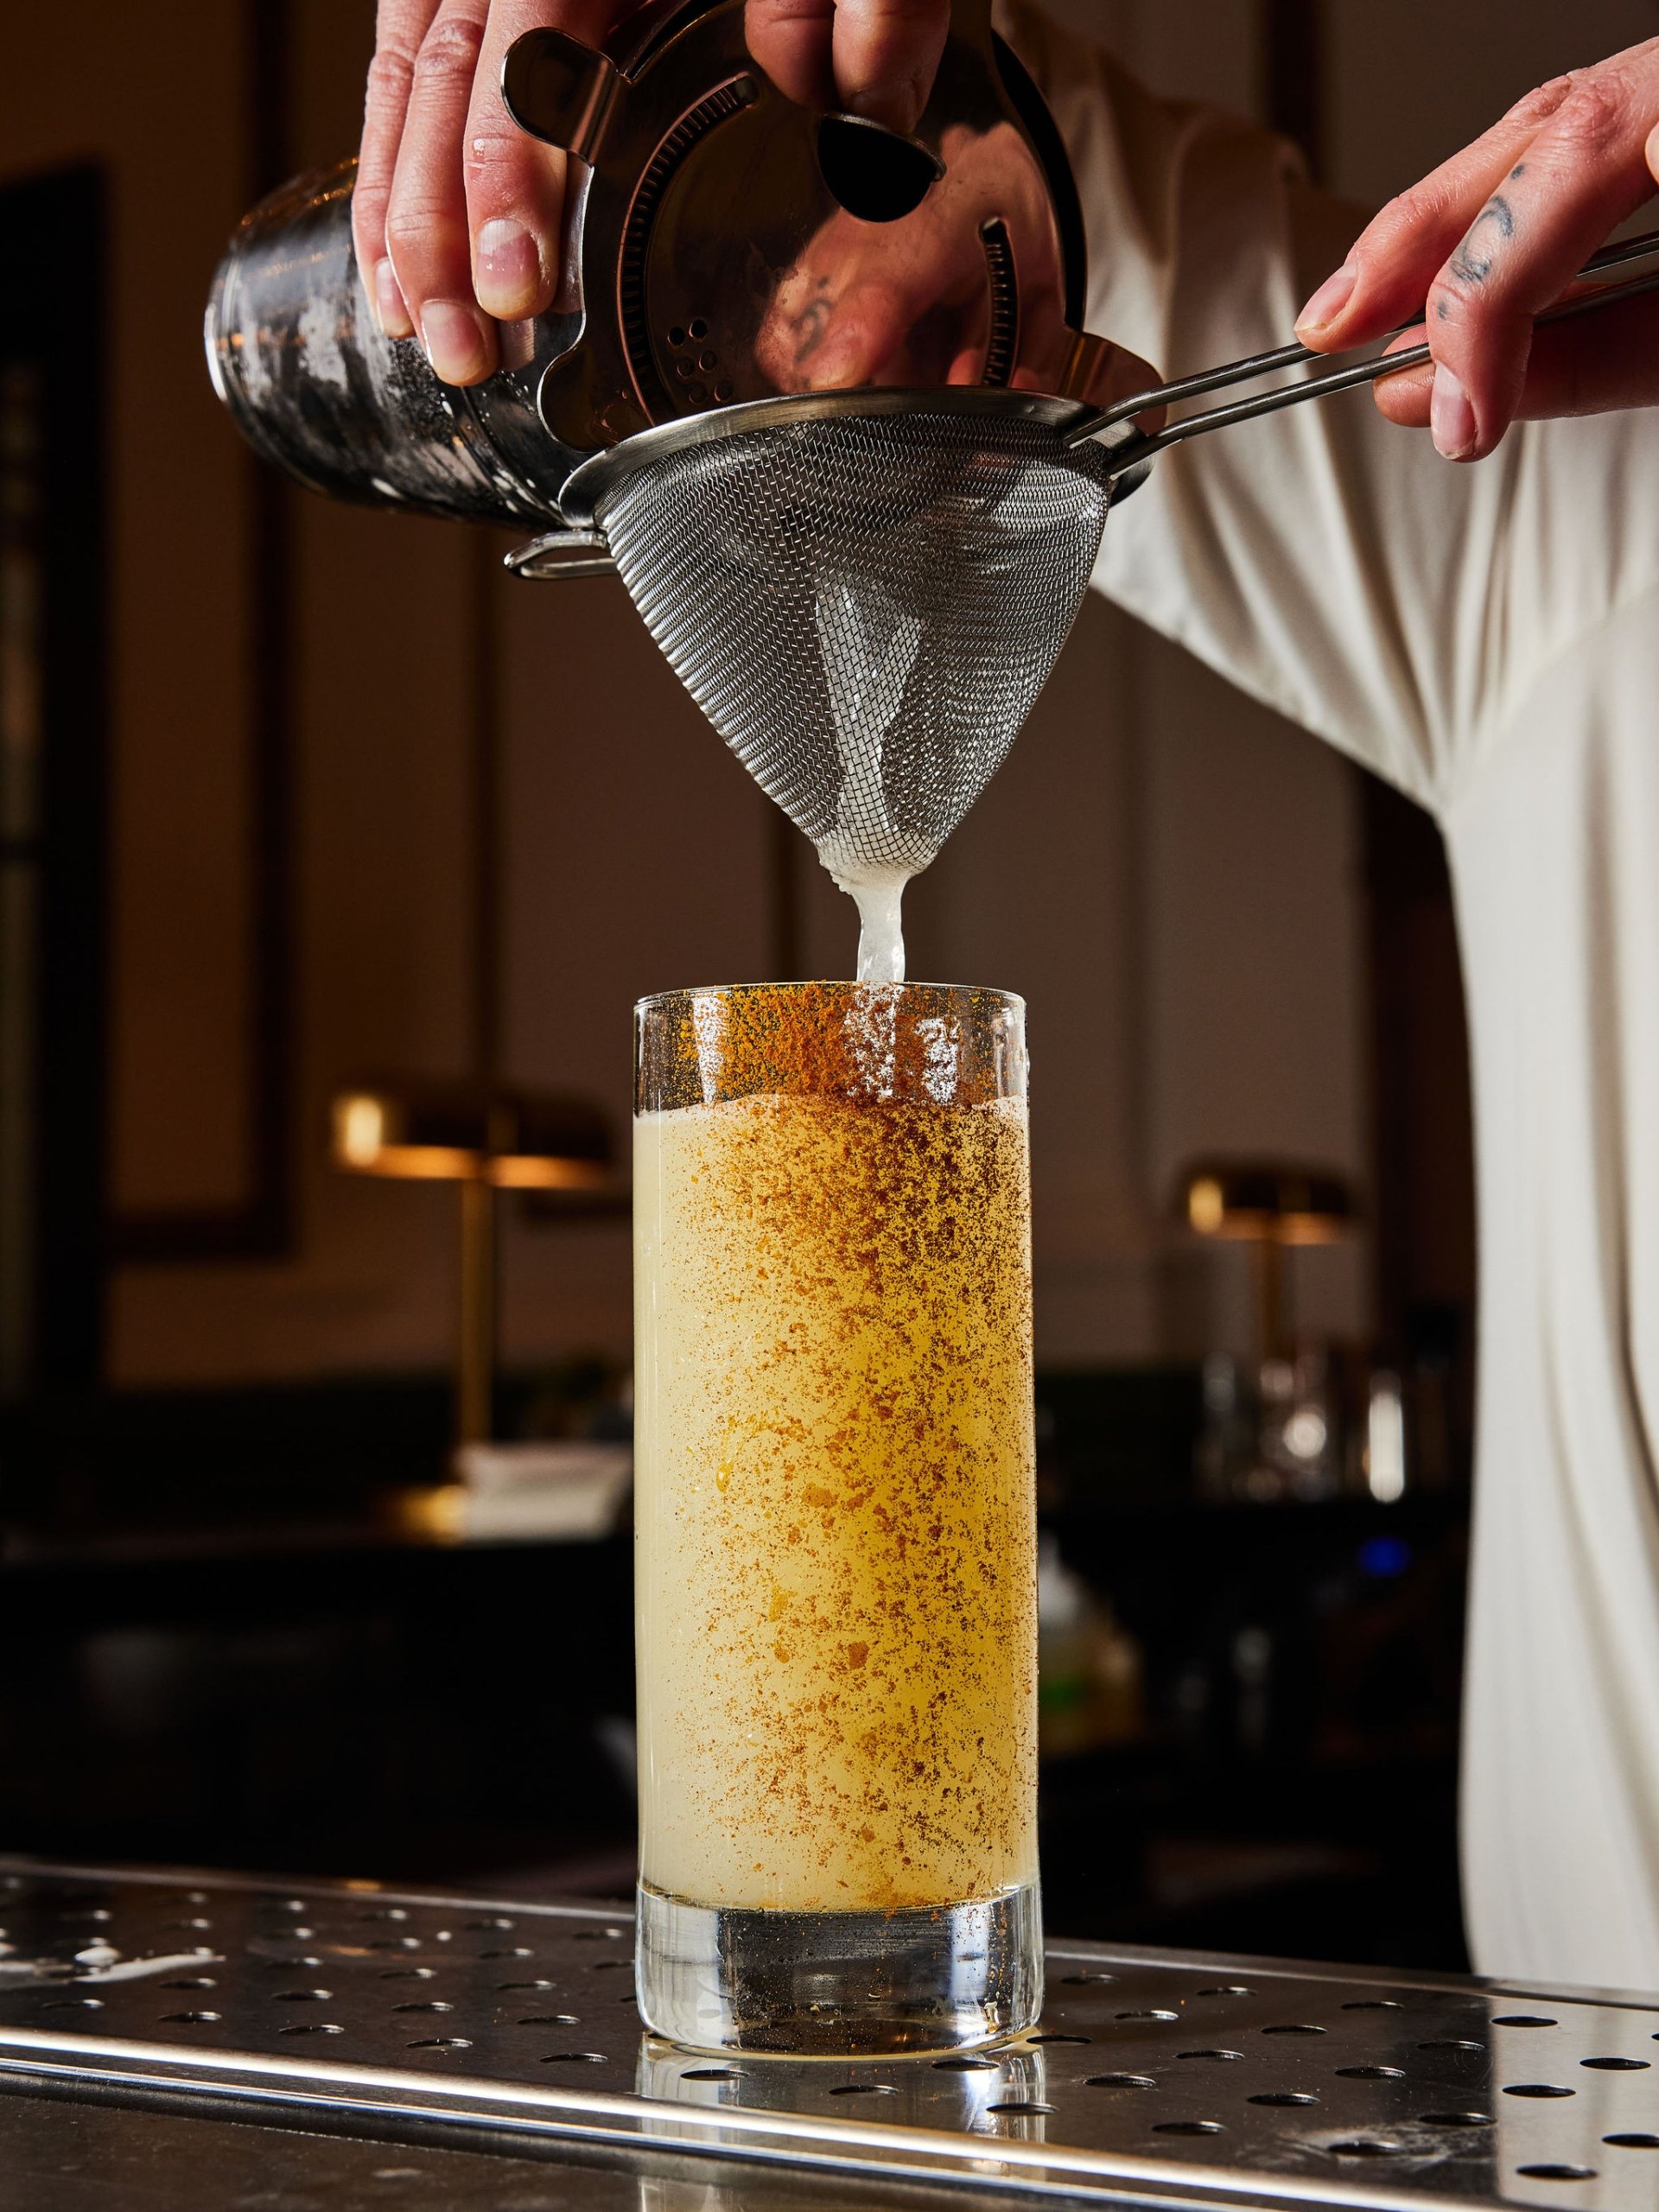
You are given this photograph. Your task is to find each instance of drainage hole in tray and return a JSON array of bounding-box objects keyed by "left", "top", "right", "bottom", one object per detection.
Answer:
[
  {"left": 277, "top": 2023, "right": 345, "bottom": 2037},
  {"left": 518, "top": 2014, "right": 580, "bottom": 2026},
  {"left": 933, "top": 2056, "right": 998, "bottom": 2071},
  {"left": 680, "top": 2067, "right": 738, "bottom": 2082},
  {"left": 1086, "top": 2074, "right": 1157, "bottom": 2090},
  {"left": 1503, "top": 2083, "right": 1574, "bottom": 2098},
  {"left": 273, "top": 1990, "right": 333, "bottom": 2003},
  {"left": 1328, "top": 2140, "right": 1404, "bottom": 2157},
  {"left": 381, "top": 1968, "right": 437, "bottom": 1981},
  {"left": 1262, "top": 2024, "right": 1326, "bottom": 2037},
  {"left": 499, "top": 1980, "right": 552, "bottom": 1992},
  {"left": 1516, "top": 2166, "right": 1595, "bottom": 2182},
  {"left": 158, "top": 1977, "right": 217, "bottom": 1991},
  {"left": 1027, "top": 2033, "right": 1090, "bottom": 2045},
  {"left": 1250, "top": 2093, "right": 1319, "bottom": 2107},
  {"left": 408, "top": 2037, "right": 473, "bottom": 2050},
  {"left": 392, "top": 2001, "right": 452, "bottom": 2014},
  {"left": 1582, "top": 2057, "right": 1649, "bottom": 2070},
  {"left": 1420, "top": 2113, "right": 1494, "bottom": 2128},
  {"left": 830, "top": 2083, "right": 900, "bottom": 2097},
  {"left": 541, "top": 2051, "right": 608, "bottom": 2064},
  {"left": 1605, "top": 2134, "right": 1659, "bottom": 2148},
  {"left": 1335, "top": 2066, "right": 1404, "bottom": 2081},
  {"left": 160, "top": 2011, "right": 220, "bottom": 2024},
  {"left": 1418, "top": 2039, "right": 1484, "bottom": 2054},
  {"left": 1492, "top": 2015, "right": 1557, "bottom": 2028},
  {"left": 1178, "top": 2050, "right": 1243, "bottom": 2063},
  {"left": 1154, "top": 2120, "right": 1223, "bottom": 2136},
  {"left": 1116, "top": 2009, "right": 1179, "bottom": 2023},
  {"left": 1195, "top": 1986, "right": 1252, "bottom": 1998},
  {"left": 1058, "top": 1972, "right": 1116, "bottom": 1986},
  {"left": 988, "top": 2101, "right": 1054, "bottom": 2116},
  {"left": 1341, "top": 1999, "right": 1404, "bottom": 2011}
]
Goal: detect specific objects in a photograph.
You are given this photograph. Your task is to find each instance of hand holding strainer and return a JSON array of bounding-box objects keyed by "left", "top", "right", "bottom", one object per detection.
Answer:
[{"left": 519, "top": 225, "right": 1659, "bottom": 887}]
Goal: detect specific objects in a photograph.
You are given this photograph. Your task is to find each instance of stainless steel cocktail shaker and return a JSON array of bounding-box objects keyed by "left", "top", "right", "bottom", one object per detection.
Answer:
[
  {"left": 204, "top": 0, "right": 1129, "bottom": 573},
  {"left": 206, "top": 161, "right": 581, "bottom": 532}
]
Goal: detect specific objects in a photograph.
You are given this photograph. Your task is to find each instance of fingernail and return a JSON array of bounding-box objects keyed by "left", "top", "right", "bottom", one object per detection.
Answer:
[
  {"left": 1294, "top": 261, "right": 1356, "bottom": 335},
  {"left": 420, "top": 298, "right": 492, "bottom": 385},
  {"left": 1430, "top": 363, "right": 1478, "bottom": 459},
  {"left": 474, "top": 219, "right": 542, "bottom": 320},
  {"left": 374, "top": 257, "right": 413, "bottom": 339}
]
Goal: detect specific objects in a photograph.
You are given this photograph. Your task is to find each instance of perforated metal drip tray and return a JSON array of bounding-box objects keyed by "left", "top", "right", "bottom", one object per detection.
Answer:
[{"left": 0, "top": 1863, "right": 1655, "bottom": 2212}]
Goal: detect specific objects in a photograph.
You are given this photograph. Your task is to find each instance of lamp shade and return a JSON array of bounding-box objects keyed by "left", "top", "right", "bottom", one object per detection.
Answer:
[
  {"left": 1177, "top": 1160, "right": 1357, "bottom": 1245},
  {"left": 331, "top": 1081, "right": 613, "bottom": 1189}
]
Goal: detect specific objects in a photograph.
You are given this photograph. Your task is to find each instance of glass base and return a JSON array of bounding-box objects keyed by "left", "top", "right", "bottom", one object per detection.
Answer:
[{"left": 634, "top": 1876, "right": 1042, "bottom": 2057}]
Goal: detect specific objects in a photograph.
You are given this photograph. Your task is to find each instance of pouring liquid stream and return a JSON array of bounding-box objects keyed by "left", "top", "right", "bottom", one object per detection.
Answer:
[
  {"left": 835, "top": 866, "right": 909, "bottom": 983},
  {"left": 812, "top": 577, "right": 922, "bottom": 987}
]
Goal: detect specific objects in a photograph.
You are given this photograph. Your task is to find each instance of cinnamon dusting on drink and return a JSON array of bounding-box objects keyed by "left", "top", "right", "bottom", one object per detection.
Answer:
[{"left": 634, "top": 982, "right": 1037, "bottom": 1915}]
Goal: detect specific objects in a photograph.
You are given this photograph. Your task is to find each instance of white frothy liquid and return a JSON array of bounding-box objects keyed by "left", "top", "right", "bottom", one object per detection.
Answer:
[
  {"left": 831, "top": 865, "right": 908, "bottom": 982},
  {"left": 813, "top": 577, "right": 927, "bottom": 984}
]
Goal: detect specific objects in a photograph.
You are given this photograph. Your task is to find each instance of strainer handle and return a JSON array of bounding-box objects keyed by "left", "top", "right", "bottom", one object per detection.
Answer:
[
  {"left": 503, "top": 527, "right": 617, "bottom": 580},
  {"left": 1070, "top": 224, "right": 1659, "bottom": 477}
]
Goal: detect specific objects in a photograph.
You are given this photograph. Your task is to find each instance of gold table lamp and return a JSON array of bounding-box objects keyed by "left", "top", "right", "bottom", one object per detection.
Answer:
[
  {"left": 1177, "top": 1160, "right": 1357, "bottom": 1363},
  {"left": 331, "top": 1081, "right": 613, "bottom": 1446}
]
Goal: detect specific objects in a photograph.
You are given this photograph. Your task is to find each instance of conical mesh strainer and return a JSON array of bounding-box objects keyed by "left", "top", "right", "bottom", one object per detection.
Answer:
[
  {"left": 531, "top": 219, "right": 1659, "bottom": 881},
  {"left": 559, "top": 397, "right": 1118, "bottom": 880}
]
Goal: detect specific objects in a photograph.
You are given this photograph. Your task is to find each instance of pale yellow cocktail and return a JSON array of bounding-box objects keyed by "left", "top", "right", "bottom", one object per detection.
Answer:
[{"left": 632, "top": 982, "right": 1039, "bottom": 2053}]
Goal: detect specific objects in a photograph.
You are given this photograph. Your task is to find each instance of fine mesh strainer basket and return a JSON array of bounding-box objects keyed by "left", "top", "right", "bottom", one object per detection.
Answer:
[
  {"left": 554, "top": 391, "right": 1118, "bottom": 880},
  {"left": 525, "top": 221, "right": 1659, "bottom": 883}
]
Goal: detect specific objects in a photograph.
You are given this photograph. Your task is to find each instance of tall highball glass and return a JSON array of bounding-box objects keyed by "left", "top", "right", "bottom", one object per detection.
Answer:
[{"left": 632, "top": 981, "right": 1040, "bottom": 2056}]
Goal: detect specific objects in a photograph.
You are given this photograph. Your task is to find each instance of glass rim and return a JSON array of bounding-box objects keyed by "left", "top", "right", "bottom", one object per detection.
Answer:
[{"left": 635, "top": 980, "right": 1026, "bottom": 1017}]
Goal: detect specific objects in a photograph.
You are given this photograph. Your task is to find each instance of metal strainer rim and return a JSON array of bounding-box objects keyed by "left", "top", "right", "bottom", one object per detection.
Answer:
[{"left": 555, "top": 386, "right": 1098, "bottom": 528}]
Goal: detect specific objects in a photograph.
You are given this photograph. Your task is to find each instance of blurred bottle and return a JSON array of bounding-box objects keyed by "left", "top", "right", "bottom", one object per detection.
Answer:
[
  {"left": 1037, "top": 1536, "right": 1143, "bottom": 1757},
  {"left": 1195, "top": 1354, "right": 1251, "bottom": 1501},
  {"left": 1197, "top": 1349, "right": 1344, "bottom": 1503},
  {"left": 1255, "top": 1349, "right": 1343, "bottom": 1502},
  {"left": 1359, "top": 1367, "right": 1408, "bottom": 1503}
]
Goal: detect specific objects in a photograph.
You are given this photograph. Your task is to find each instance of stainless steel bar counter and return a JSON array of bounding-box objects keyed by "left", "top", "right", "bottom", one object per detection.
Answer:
[{"left": 0, "top": 1860, "right": 1652, "bottom": 2211}]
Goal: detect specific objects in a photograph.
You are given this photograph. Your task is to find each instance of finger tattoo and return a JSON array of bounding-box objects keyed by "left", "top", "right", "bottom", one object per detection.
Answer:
[{"left": 1449, "top": 193, "right": 1516, "bottom": 285}]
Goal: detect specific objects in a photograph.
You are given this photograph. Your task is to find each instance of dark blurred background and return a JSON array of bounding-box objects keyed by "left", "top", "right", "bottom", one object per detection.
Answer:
[{"left": 3, "top": 0, "right": 1653, "bottom": 1969}]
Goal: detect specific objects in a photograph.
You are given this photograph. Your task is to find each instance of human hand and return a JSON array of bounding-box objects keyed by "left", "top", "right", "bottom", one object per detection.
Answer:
[
  {"left": 353, "top": 0, "right": 951, "bottom": 387},
  {"left": 753, "top": 120, "right": 1160, "bottom": 412},
  {"left": 755, "top": 123, "right": 1060, "bottom": 391},
  {"left": 1293, "top": 41, "right": 1659, "bottom": 460}
]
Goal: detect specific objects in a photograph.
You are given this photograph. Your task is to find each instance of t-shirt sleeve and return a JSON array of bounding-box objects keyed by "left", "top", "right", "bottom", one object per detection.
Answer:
[{"left": 997, "top": 0, "right": 1659, "bottom": 811}]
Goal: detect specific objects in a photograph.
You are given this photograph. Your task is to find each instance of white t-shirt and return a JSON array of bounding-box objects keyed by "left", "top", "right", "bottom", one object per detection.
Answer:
[{"left": 1005, "top": 3, "right": 1659, "bottom": 1991}]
